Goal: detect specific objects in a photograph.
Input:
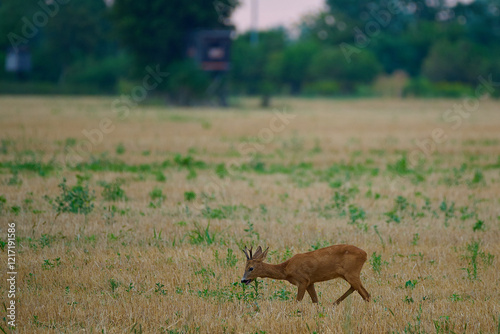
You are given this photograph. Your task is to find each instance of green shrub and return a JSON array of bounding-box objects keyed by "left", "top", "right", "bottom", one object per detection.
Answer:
[
  {"left": 54, "top": 178, "right": 95, "bottom": 214},
  {"left": 215, "top": 163, "right": 229, "bottom": 179},
  {"left": 472, "top": 220, "right": 485, "bottom": 232},
  {"left": 149, "top": 187, "right": 165, "bottom": 201},
  {"left": 403, "top": 77, "right": 436, "bottom": 97},
  {"left": 0, "top": 195, "right": 6, "bottom": 211},
  {"left": 116, "top": 143, "right": 126, "bottom": 155},
  {"left": 303, "top": 80, "right": 341, "bottom": 96},
  {"left": 348, "top": 204, "right": 366, "bottom": 224},
  {"left": 155, "top": 172, "right": 166, "bottom": 182},
  {"left": 433, "top": 82, "right": 473, "bottom": 97},
  {"left": 100, "top": 179, "right": 127, "bottom": 201},
  {"left": 370, "top": 252, "right": 384, "bottom": 274},
  {"left": 65, "top": 54, "right": 132, "bottom": 93},
  {"left": 184, "top": 191, "right": 196, "bottom": 201},
  {"left": 148, "top": 187, "right": 165, "bottom": 208},
  {"left": 403, "top": 77, "right": 473, "bottom": 98},
  {"left": 188, "top": 222, "right": 216, "bottom": 245}
]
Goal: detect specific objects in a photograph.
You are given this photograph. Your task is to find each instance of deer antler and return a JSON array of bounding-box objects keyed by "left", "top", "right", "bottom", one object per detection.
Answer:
[{"left": 242, "top": 246, "right": 253, "bottom": 260}]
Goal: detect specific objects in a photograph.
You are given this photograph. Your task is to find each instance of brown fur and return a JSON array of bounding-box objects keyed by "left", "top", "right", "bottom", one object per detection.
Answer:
[{"left": 241, "top": 245, "right": 370, "bottom": 305}]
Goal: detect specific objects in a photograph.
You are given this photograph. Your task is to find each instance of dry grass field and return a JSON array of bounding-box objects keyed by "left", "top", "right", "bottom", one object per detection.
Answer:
[{"left": 0, "top": 96, "right": 499, "bottom": 333}]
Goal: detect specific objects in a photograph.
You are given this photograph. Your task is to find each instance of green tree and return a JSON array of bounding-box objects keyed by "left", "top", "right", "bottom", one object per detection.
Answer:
[
  {"left": 164, "top": 59, "right": 211, "bottom": 105},
  {"left": 0, "top": 0, "right": 115, "bottom": 87},
  {"left": 326, "top": 0, "right": 447, "bottom": 25},
  {"left": 43, "top": 0, "right": 111, "bottom": 83},
  {"left": 308, "top": 47, "right": 382, "bottom": 93},
  {"left": 111, "top": 0, "right": 239, "bottom": 103},
  {"left": 281, "top": 41, "right": 320, "bottom": 94},
  {"left": 422, "top": 40, "right": 490, "bottom": 84},
  {"left": 453, "top": 0, "right": 500, "bottom": 46},
  {"left": 0, "top": 1, "right": 37, "bottom": 49},
  {"left": 370, "top": 21, "right": 440, "bottom": 76},
  {"left": 230, "top": 29, "right": 287, "bottom": 106},
  {"left": 112, "top": 0, "right": 238, "bottom": 71},
  {"left": 0, "top": 0, "right": 42, "bottom": 80}
]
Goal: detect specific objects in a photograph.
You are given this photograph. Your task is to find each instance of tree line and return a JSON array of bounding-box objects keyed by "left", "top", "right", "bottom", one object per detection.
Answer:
[{"left": 0, "top": 0, "right": 499, "bottom": 102}]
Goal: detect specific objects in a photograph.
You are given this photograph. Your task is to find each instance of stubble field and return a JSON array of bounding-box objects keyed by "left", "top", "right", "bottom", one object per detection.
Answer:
[{"left": 0, "top": 96, "right": 499, "bottom": 333}]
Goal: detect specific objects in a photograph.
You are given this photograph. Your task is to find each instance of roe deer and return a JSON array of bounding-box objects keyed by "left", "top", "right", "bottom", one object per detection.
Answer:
[{"left": 240, "top": 245, "right": 370, "bottom": 305}]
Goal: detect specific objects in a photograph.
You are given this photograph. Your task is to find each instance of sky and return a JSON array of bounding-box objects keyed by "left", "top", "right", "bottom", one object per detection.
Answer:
[
  {"left": 231, "top": 0, "right": 326, "bottom": 32},
  {"left": 230, "top": 0, "right": 475, "bottom": 33}
]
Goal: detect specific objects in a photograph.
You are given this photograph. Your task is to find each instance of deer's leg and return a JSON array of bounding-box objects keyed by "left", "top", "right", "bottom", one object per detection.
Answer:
[
  {"left": 306, "top": 284, "right": 318, "bottom": 303},
  {"left": 296, "top": 284, "right": 307, "bottom": 301},
  {"left": 334, "top": 286, "right": 355, "bottom": 305},
  {"left": 344, "top": 275, "right": 370, "bottom": 302},
  {"left": 358, "top": 284, "right": 371, "bottom": 302}
]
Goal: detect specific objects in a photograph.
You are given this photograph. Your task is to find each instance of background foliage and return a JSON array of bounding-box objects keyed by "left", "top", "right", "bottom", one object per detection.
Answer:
[{"left": 0, "top": 0, "right": 499, "bottom": 100}]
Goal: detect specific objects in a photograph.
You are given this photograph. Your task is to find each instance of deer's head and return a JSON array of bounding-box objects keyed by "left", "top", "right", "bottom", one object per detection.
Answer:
[{"left": 240, "top": 246, "right": 269, "bottom": 285}]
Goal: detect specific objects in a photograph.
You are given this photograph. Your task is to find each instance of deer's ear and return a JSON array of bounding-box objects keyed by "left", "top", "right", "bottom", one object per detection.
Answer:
[
  {"left": 253, "top": 246, "right": 263, "bottom": 258},
  {"left": 262, "top": 247, "right": 269, "bottom": 260},
  {"left": 253, "top": 246, "right": 269, "bottom": 261}
]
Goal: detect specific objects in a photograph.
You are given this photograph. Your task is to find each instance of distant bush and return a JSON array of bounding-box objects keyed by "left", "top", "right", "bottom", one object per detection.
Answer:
[
  {"left": 433, "top": 82, "right": 474, "bottom": 98},
  {"left": 403, "top": 77, "right": 436, "bottom": 97},
  {"left": 0, "top": 81, "right": 106, "bottom": 95},
  {"left": 165, "top": 60, "right": 211, "bottom": 105},
  {"left": 65, "top": 55, "right": 131, "bottom": 93},
  {"left": 403, "top": 78, "right": 474, "bottom": 98},
  {"left": 303, "top": 80, "right": 341, "bottom": 96}
]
